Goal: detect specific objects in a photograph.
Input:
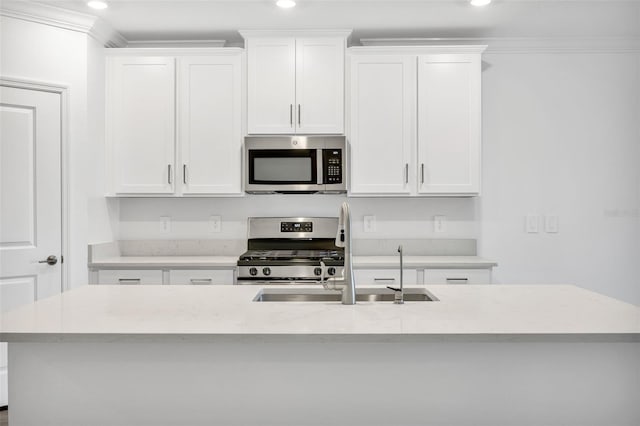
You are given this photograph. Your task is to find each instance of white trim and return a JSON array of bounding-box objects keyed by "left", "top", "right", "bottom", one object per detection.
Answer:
[
  {"left": 104, "top": 47, "right": 244, "bottom": 56},
  {"left": 239, "top": 29, "right": 352, "bottom": 39},
  {"left": 349, "top": 45, "right": 488, "bottom": 55},
  {"left": 357, "top": 37, "right": 640, "bottom": 53},
  {"left": 125, "top": 40, "right": 227, "bottom": 48},
  {"left": 0, "top": 1, "right": 126, "bottom": 47},
  {"left": 0, "top": 77, "right": 70, "bottom": 293}
]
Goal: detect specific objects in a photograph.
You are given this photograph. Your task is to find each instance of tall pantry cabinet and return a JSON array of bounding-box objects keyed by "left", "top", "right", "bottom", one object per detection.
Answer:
[{"left": 348, "top": 45, "right": 486, "bottom": 196}]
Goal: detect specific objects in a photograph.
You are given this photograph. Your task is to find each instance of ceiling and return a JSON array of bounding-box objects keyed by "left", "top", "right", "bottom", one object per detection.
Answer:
[{"left": 25, "top": 0, "right": 640, "bottom": 45}]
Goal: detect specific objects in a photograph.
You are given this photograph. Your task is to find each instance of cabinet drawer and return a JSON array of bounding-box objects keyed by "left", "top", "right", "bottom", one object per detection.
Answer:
[
  {"left": 169, "top": 269, "right": 234, "bottom": 285},
  {"left": 424, "top": 269, "right": 491, "bottom": 285},
  {"left": 97, "top": 269, "right": 163, "bottom": 285},
  {"left": 354, "top": 269, "right": 418, "bottom": 286}
]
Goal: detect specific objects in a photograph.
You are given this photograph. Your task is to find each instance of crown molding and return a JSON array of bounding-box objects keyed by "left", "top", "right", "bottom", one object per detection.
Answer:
[
  {"left": 0, "top": 1, "right": 127, "bottom": 47},
  {"left": 357, "top": 37, "right": 640, "bottom": 53},
  {"left": 239, "top": 29, "right": 352, "bottom": 39},
  {"left": 125, "top": 40, "right": 227, "bottom": 48}
]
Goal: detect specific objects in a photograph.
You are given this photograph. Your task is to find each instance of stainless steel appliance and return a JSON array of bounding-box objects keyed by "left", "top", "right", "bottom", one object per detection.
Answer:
[
  {"left": 244, "top": 136, "right": 346, "bottom": 194},
  {"left": 236, "top": 217, "right": 345, "bottom": 285}
]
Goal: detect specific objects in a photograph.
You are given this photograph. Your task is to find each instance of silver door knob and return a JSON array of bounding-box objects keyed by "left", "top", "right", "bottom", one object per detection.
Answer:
[{"left": 38, "top": 255, "right": 58, "bottom": 266}]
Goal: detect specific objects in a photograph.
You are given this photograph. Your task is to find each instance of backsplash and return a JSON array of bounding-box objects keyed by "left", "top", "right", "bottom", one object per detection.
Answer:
[{"left": 116, "top": 195, "right": 479, "bottom": 241}]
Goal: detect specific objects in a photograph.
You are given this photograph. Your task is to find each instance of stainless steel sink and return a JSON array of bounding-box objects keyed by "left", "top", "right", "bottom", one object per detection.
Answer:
[{"left": 253, "top": 287, "right": 438, "bottom": 302}]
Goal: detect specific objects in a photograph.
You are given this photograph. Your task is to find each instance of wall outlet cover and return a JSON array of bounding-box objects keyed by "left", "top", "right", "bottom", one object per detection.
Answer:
[
  {"left": 363, "top": 215, "right": 376, "bottom": 233},
  {"left": 160, "top": 216, "right": 171, "bottom": 234},
  {"left": 545, "top": 215, "right": 559, "bottom": 233},
  {"left": 525, "top": 214, "right": 539, "bottom": 233},
  {"left": 434, "top": 215, "right": 446, "bottom": 233},
  {"left": 210, "top": 215, "right": 221, "bottom": 233}
]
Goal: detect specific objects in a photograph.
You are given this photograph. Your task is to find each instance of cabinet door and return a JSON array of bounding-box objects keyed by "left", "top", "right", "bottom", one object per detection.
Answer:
[
  {"left": 247, "top": 38, "right": 296, "bottom": 134},
  {"left": 417, "top": 54, "right": 481, "bottom": 195},
  {"left": 423, "top": 269, "right": 491, "bottom": 285},
  {"left": 295, "top": 38, "right": 344, "bottom": 134},
  {"left": 354, "top": 269, "right": 419, "bottom": 286},
  {"left": 108, "top": 56, "right": 175, "bottom": 194},
  {"left": 178, "top": 56, "right": 242, "bottom": 195},
  {"left": 169, "top": 269, "right": 234, "bottom": 285},
  {"left": 97, "top": 269, "right": 163, "bottom": 285},
  {"left": 349, "top": 55, "right": 416, "bottom": 195}
]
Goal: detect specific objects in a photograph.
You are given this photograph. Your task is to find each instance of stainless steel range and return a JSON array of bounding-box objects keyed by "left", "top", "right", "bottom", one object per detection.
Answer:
[{"left": 236, "top": 217, "right": 344, "bottom": 285}]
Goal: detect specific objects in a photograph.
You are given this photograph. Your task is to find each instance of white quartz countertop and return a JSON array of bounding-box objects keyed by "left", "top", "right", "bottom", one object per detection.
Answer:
[
  {"left": 1, "top": 284, "right": 638, "bottom": 342},
  {"left": 89, "top": 255, "right": 496, "bottom": 269}
]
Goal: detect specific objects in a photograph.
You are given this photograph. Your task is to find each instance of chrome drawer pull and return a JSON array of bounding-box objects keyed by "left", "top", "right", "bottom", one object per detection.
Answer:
[
  {"left": 190, "top": 278, "right": 213, "bottom": 285},
  {"left": 119, "top": 278, "right": 141, "bottom": 285},
  {"left": 446, "top": 278, "right": 469, "bottom": 283}
]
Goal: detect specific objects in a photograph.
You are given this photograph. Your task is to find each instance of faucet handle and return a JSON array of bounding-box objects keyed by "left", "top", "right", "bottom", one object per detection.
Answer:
[{"left": 386, "top": 286, "right": 402, "bottom": 292}]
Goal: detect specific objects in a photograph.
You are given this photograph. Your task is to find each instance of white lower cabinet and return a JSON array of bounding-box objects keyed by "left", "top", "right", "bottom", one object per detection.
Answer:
[
  {"left": 97, "top": 269, "right": 163, "bottom": 285},
  {"left": 169, "top": 269, "right": 234, "bottom": 285},
  {"left": 423, "top": 269, "right": 491, "bottom": 285},
  {"left": 354, "top": 269, "right": 419, "bottom": 286}
]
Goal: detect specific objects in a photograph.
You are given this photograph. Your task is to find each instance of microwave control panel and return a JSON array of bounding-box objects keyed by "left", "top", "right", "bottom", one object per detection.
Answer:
[{"left": 322, "top": 149, "right": 343, "bottom": 184}]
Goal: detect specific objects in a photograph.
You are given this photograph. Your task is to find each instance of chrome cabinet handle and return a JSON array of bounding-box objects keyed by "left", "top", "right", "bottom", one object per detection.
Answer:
[
  {"left": 421, "top": 163, "right": 425, "bottom": 184},
  {"left": 298, "top": 104, "right": 301, "bottom": 126},
  {"left": 405, "top": 163, "right": 409, "bottom": 184},
  {"left": 183, "top": 164, "right": 187, "bottom": 184},
  {"left": 290, "top": 104, "right": 293, "bottom": 127},
  {"left": 374, "top": 278, "right": 395, "bottom": 282},
  {"left": 38, "top": 255, "right": 58, "bottom": 266},
  {"left": 118, "top": 278, "right": 141, "bottom": 285},
  {"left": 446, "top": 278, "right": 469, "bottom": 284},
  {"left": 190, "top": 278, "right": 213, "bottom": 285},
  {"left": 168, "top": 164, "right": 172, "bottom": 184}
]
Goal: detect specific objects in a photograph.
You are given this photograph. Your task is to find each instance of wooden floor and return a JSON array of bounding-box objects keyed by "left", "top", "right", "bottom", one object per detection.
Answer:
[{"left": 0, "top": 408, "right": 7, "bottom": 426}]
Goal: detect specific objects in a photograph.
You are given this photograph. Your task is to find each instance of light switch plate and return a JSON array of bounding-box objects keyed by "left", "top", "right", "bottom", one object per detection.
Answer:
[
  {"left": 434, "top": 215, "right": 446, "bottom": 233},
  {"left": 525, "top": 215, "right": 539, "bottom": 233},
  {"left": 545, "top": 215, "right": 559, "bottom": 233},
  {"left": 160, "top": 216, "right": 171, "bottom": 234},
  {"left": 210, "top": 215, "right": 221, "bottom": 233},
  {"left": 363, "top": 215, "right": 376, "bottom": 233}
]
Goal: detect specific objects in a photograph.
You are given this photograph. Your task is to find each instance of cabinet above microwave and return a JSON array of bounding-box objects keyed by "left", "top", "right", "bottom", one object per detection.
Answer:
[{"left": 244, "top": 136, "right": 346, "bottom": 194}]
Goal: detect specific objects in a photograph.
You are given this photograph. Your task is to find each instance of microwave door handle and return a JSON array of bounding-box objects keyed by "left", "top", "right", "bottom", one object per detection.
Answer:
[{"left": 317, "top": 149, "right": 324, "bottom": 185}]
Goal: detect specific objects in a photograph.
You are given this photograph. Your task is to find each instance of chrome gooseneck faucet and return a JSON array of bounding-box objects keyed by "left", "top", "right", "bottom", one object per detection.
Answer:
[
  {"left": 332, "top": 201, "right": 356, "bottom": 305},
  {"left": 387, "top": 245, "right": 404, "bottom": 304}
]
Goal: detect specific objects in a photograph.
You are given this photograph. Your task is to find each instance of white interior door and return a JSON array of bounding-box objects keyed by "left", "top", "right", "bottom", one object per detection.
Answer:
[{"left": 0, "top": 84, "right": 63, "bottom": 406}]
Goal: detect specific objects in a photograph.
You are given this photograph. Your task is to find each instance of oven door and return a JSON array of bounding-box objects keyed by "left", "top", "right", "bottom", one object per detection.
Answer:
[{"left": 246, "top": 148, "right": 321, "bottom": 193}]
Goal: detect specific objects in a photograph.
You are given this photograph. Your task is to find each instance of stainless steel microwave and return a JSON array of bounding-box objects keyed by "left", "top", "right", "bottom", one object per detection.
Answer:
[{"left": 244, "top": 136, "right": 346, "bottom": 194}]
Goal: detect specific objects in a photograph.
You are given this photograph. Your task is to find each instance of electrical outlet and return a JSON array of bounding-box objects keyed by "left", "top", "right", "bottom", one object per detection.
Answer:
[
  {"left": 210, "top": 215, "right": 221, "bottom": 233},
  {"left": 363, "top": 215, "right": 376, "bottom": 233},
  {"left": 160, "top": 216, "right": 171, "bottom": 234},
  {"left": 545, "top": 215, "right": 559, "bottom": 233},
  {"left": 525, "top": 215, "right": 539, "bottom": 233},
  {"left": 434, "top": 215, "right": 446, "bottom": 233}
]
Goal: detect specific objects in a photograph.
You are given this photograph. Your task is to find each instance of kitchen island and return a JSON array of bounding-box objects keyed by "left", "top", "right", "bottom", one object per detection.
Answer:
[{"left": 2, "top": 284, "right": 639, "bottom": 426}]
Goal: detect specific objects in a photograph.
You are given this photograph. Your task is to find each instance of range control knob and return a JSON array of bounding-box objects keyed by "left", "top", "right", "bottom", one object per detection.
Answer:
[
  {"left": 262, "top": 267, "right": 271, "bottom": 276},
  {"left": 249, "top": 267, "right": 258, "bottom": 276},
  {"left": 327, "top": 267, "right": 336, "bottom": 276},
  {"left": 314, "top": 267, "right": 322, "bottom": 276}
]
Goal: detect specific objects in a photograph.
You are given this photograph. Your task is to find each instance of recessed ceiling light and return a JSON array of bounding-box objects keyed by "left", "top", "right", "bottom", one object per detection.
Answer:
[
  {"left": 276, "top": 0, "right": 296, "bottom": 8},
  {"left": 470, "top": 0, "right": 491, "bottom": 6},
  {"left": 87, "top": 1, "right": 108, "bottom": 10}
]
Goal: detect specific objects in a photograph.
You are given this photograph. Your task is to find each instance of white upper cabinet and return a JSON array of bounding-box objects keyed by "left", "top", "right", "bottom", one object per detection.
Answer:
[
  {"left": 417, "top": 54, "right": 481, "bottom": 195},
  {"left": 178, "top": 55, "right": 242, "bottom": 195},
  {"left": 108, "top": 56, "right": 176, "bottom": 194},
  {"left": 243, "top": 31, "right": 350, "bottom": 135},
  {"left": 348, "top": 46, "right": 486, "bottom": 197},
  {"left": 348, "top": 55, "right": 416, "bottom": 194},
  {"left": 106, "top": 49, "right": 244, "bottom": 196}
]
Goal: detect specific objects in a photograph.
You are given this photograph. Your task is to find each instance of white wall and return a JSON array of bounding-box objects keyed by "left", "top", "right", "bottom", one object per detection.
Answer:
[
  {"left": 0, "top": 16, "right": 117, "bottom": 289},
  {"left": 479, "top": 51, "right": 640, "bottom": 305}
]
